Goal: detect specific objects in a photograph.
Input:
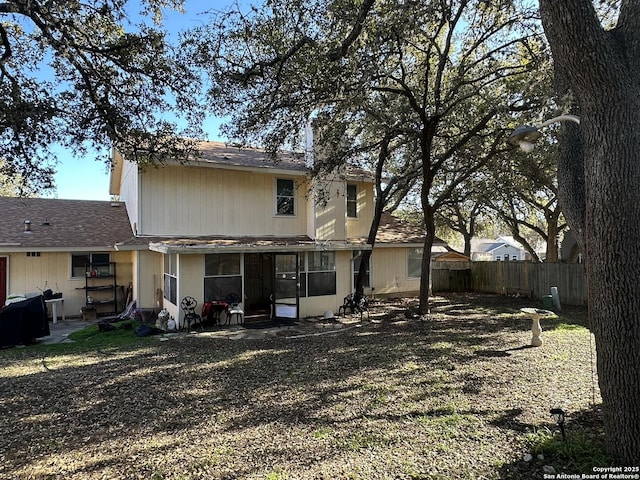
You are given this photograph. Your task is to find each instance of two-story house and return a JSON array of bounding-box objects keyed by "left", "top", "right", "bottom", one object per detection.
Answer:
[
  {"left": 110, "top": 141, "right": 445, "bottom": 323},
  {"left": 1, "top": 141, "right": 446, "bottom": 325}
]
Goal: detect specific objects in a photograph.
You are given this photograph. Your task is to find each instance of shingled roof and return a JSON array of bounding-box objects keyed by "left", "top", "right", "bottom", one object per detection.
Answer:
[
  {"left": 348, "top": 212, "right": 447, "bottom": 246},
  {"left": 0, "top": 197, "right": 133, "bottom": 250},
  {"left": 194, "top": 141, "right": 309, "bottom": 173}
]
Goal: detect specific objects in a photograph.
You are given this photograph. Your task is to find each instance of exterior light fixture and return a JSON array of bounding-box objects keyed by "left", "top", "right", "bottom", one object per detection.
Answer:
[
  {"left": 508, "top": 114, "right": 581, "bottom": 152},
  {"left": 550, "top": 407, "right": 566, "bottom": 440}
]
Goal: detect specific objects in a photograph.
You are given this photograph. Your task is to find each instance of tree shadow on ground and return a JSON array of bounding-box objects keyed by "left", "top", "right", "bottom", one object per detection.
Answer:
[
  {"left": 495, "top": 405, "right": 612, "bottom": 479},
  {"left": 0, "top": 293, "right": 597, "bottom": 479}
]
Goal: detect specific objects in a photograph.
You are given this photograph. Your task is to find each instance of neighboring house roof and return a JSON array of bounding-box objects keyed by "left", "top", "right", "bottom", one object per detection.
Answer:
[
  {"left": 376, "top": 212, "right": 447, "bottom": 246},
  {"left": 432, "top": 251, "right": 470, "bottom": 261},
  {"left": 473, "top": 241, "right": 505, "bottom": 253},
  {"left": 0, "top": 197, "right": 133, "bottom": 250},
  {"left": 472, "top": 236, "right": 526, "bottom": 253}
]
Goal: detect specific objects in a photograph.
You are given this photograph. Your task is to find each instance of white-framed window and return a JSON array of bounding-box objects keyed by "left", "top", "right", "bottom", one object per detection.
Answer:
[
  {"left": 407, "top": 247, "right": 423, "bottom": 279},
  {"left": 275, "top": 178, "right": 295, "bottom": 216},
  {"left": 204, "top": 253, "right": 242, "bottom": 302},
  {"left": 71, "top": 252, "right": 110, "bottom": 278},
  {"left": 496, "top": 255, "right": 501, "bottom": 261},
  {"left": 163, "top": 254, "right": 178, "bottom": 305},
  {"left": 347, "top": 184, "right": 358, "bottom": 218},
  {"left": 307, "top": 251, "right": 336, "bottom": 296}
]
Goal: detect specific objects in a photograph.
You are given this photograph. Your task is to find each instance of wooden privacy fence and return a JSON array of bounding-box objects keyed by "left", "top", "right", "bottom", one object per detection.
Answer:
[{"left": 432, "top": 261, "right": 587, "bottom": 306}]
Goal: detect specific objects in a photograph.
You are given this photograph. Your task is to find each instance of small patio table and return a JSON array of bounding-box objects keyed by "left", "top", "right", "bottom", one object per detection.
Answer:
[
  {"left": 201, "top": 301, "right": 229, "bottom": 326},
  {"left": 45, "top": 297, "right": 65, "bottom": 324}
]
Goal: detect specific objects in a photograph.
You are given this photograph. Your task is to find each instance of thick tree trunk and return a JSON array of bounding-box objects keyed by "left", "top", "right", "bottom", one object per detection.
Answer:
[
  {"left": 418, "top": 125, "right": 436, "bottom": 315},
  {"left": 418, "top": 206, "right": 436, "bottom": 315},
  {"left": 556, "top": 117, "right": 586, "bottom": 252},
  {"left": 462, "top": 231, "right": 472, "bottom": 258},
  {"left": 544, "top": 209, "right": 560, "bottom": 262},
  {"left": 540, "top": 0, "right": 640, "bottom": 463},
  {"left": 355, "top": 197, "right": 385, "bottom": 297}
]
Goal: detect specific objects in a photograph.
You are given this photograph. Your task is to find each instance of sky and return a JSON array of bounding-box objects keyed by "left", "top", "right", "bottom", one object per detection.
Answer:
[{"left": 47, "top": 0, "right": 229, "bottom": 201}]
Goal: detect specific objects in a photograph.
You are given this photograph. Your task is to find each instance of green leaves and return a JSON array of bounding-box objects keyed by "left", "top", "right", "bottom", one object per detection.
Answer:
[{"left": 0, "top": 0, "right": 203, "bottom": 192}]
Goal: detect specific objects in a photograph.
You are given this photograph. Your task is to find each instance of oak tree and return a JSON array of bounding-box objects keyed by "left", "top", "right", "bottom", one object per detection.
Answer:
[
  {"left": 0, "top": 0, "right": 203, "bottom": 193},
  {"left": 185, "top": 0, "right": 544, "bottom": 313},
  {"left": 539, "top": 0, "right": 640, "bottom": 463}
]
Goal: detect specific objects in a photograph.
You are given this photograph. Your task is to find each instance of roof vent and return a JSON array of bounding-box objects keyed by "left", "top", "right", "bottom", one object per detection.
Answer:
[
  {"left": 42, "top": 218, "right": 50, "bottom": 226},
  {"left": 24, "top": 220, "right": 32, "bottom": 233}
]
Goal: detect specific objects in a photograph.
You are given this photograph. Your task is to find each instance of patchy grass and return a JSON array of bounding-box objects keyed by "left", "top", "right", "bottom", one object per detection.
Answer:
[
  {"left": 525, "top": 423, "right": 612, "bottom": 474},
  {"left": 0, "top": 294, "right": 611, "bottom": 479}
]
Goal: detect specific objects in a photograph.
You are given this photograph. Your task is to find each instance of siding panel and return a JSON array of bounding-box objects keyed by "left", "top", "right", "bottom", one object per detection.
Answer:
[{"left": 138, "top": 166, "right": 309, "bottom": 237}]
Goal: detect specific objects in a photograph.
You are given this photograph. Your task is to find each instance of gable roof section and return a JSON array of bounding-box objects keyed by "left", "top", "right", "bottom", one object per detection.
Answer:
[
  {"left": 474, "top": 241, "right": 504, "bottom": 253},
  {"left": 195, "top": 141, "right": 309, "bottom": 173},
  {"left": 348, "top": 212, "right": 447, "bottom": 247},
  {"left": 0, "top": 197, "right": 133, "bottom": 251},
  {"left": 110, "top": 141, "right": 374, "bottom": 195},
  {"left": 472, "top": 237, "right": 526, "bottom": 254}
]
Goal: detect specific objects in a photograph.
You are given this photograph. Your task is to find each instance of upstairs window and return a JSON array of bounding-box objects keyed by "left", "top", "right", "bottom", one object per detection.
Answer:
[
  {"left": 347, "top": 184, "right": 358, "bottom": 218},
  {"left": 276, "top": 178, "right": 295, "bottom": 216}
]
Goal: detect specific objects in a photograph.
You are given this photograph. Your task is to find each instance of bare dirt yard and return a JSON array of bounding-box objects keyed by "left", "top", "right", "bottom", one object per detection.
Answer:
[{"left": 0, "top": 293, "right": 605, "bottom": 479}]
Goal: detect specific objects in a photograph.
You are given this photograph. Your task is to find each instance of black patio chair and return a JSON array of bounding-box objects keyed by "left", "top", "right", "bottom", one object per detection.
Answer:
[
  {"left": 338, "top": 293, "right": 369, "bottom": 320},
  {"left": 180, "top": 296, "right": 203, "bottom": 332}
]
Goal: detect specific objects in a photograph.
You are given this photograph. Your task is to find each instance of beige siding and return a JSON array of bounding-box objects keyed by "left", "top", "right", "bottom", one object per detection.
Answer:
[
  {"left": 346, "top": 180, "right": 375, "bottom": 239},
  {"left": 120, "top": 160, "right": 140, "bottom": 234},
  {"left": 138, "top": 165, "right": 309, "bottom": 236},
  {"left": 314, "top": 180, "right": 347, "bottom": 240},
  {"left": 176, "top": 254, "right": 204, "bottom": 326},
  {"left": 134, "top": 250, "right": 163, "bottom": 310},
  {"left": 335, "top": 249, "right": 353, "bottom": 307},
  {"left": 6, "top": 250, "right": 132, "bottom": 318},
  {"left": 134, "top": 250, "right": 354, "bottom": 321},
  {"left": 371, "top": 247, "right": 421, "bottom": 296}
]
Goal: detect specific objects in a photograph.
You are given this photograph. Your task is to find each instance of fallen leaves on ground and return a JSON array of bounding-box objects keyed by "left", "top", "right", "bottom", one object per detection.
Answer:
[{"left": 0, "top": 294, "right": 601, "bottom": 479}]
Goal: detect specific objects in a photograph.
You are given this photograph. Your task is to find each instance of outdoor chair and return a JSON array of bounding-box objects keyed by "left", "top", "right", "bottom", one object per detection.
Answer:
[
  {"left": 180, "top": 296, "right": 203, "bottom": 332},
  {"left": 338, "top": 293, "right": 369, "bottom": 320},
  {"left": 225, "top": 293, "right": 244, "bottom": 325}
]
